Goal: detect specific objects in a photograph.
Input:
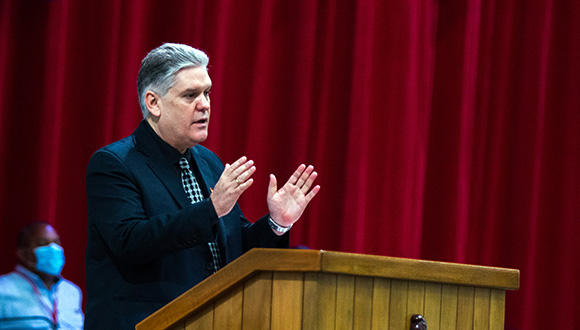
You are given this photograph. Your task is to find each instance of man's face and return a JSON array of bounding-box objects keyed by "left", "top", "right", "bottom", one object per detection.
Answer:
[
  {"left": 151, "top": 66, "right": 212, "bottom": 153},
  {"left": 18, "top": 224, "right": 61, "bottom": 266}
]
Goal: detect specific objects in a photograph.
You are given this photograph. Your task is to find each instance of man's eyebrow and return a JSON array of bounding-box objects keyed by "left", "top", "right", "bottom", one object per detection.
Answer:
[
  {"left": 182, "top": 88, "right": 200, "bottom": 93},
  {"left": 181, "top": 85, "right": 211, "bottom": 94}
]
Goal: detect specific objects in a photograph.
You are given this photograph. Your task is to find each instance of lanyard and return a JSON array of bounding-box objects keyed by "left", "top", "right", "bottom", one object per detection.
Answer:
[{"left": 14, "top": 269, "right": 59, "bottom": 326}]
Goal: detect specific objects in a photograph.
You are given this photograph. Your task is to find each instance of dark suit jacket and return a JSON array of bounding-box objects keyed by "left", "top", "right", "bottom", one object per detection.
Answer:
[{"left": 85, "top": 121, "right": 288, "bottom": 330}]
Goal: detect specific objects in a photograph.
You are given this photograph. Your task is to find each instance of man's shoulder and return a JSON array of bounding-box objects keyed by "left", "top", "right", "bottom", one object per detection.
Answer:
[
  {"left": 0, "top": 271, "right": 18, "bottom": 281},
  {"left": 90, "top": 121, "right": 149, "bottom": 161},
  {"left": 57, "top": 277, "right": 83, "bottom": 295},
  {"left": 97, "top": 135, "right": 136, "bottom": 157},
  {"left": 0, "top": 272, "right": 21, "bottom": 292},
  {"left": 88, "top": 134, "right": 141, "bottom": 168}
]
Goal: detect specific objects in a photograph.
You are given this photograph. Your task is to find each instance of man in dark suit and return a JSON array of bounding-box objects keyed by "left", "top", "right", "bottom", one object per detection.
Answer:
[{"left": 84, "top": 43, "right": 320, "bottom": 330}]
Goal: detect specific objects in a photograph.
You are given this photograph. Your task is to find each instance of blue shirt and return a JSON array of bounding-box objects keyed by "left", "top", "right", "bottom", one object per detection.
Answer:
[{"left": 0, "top": 265, "right": 84, "bottom": 329}]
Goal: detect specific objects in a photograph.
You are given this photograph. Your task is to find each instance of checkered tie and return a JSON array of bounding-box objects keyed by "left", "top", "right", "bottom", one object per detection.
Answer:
[
  {"left": 178, "top": 157, "right": 222, "bottom": 273},
  {"left": 179, "top": 157, "right": 203, "bottom": 203}
]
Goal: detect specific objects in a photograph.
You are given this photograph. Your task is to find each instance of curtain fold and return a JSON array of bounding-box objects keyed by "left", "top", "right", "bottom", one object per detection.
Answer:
[{"left": 1, "top": 1, "right": 578, "bottom": 328}]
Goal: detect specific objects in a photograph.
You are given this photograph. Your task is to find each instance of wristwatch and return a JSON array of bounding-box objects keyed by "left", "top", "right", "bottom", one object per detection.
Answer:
[{"left": 268, "top": 216, "right": 292, "bottom": 233}]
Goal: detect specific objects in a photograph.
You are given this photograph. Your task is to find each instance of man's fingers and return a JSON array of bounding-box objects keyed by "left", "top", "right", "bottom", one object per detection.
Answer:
[
  {"left": 237, "top": 178, "right": 254, "bottom": 191},
  {"left": 231, "top": 158, "right": 254, "bottom": 179},
  {"left": 287, "top": 164, "right": 316, "bottom": 189},
  {"left": 296, "top": 165, "right": 315, "bottom": 188},
  {"left": 223, "top": 156, "right": 255, "bottom": 188},
  {"left": 225, "top": 156, "right": 248, "bottom": 175},
  {"left": 268, "top": 174, "right": 278, "bottom": 199},
  {"left": 287, "top": 164, "right": 306, "bottom": 185},
  {"left": 300, "top": 170, "right": 318, "bottom": 193},
  {"left": 234, "top": 164, "right": 255, "bottom": 186},
  {"left": 305, "top": 185, "right": 321, "bottom": 203},
  {"left": 232, "top": 156, "right": 247, "bottom": 168}
]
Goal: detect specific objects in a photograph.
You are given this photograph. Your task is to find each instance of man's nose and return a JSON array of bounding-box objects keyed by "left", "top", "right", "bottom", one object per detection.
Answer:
[{"left": 197, "top": 95, "right": 210, "bottom": 110}]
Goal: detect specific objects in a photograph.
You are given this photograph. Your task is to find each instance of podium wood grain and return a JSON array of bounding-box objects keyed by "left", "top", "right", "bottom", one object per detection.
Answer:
[{"left": 137, "top": 248, "right": 519, "bottom": 330}]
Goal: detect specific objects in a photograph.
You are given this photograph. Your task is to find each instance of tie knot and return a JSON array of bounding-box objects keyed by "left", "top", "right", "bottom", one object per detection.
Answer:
[{"left": 179, "top": 157, "right": 190, "bottom": 170}]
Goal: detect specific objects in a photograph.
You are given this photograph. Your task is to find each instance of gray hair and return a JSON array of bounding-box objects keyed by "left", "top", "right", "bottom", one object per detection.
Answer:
[{"left": 137, "top": 43, "right": 209, "bottom": 118}]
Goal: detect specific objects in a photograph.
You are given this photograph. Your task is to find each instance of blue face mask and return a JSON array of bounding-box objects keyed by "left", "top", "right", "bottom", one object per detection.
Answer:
[{"left": 34, "top": 243, "right": 65, "bottom": 276}]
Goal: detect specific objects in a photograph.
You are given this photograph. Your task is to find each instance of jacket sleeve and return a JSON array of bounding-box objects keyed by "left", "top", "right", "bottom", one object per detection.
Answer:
[{"left": 241, "top": 215, "right": 290, "bottom": 251}]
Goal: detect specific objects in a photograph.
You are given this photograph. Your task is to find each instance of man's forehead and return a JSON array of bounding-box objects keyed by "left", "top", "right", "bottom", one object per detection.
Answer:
[
  {"left": 173, "top": 67, "right": 212, "bottom": 88},
  {"left": 29, "top": 224, "right": 60, "bottom": 242}
]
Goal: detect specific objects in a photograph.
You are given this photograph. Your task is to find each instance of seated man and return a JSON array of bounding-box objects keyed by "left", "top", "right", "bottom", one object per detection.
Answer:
[{"left": 0, "top": 222, "right": 84, "bottom": 330}]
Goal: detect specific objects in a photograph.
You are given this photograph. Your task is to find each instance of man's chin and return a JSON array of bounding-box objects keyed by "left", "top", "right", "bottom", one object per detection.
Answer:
[{"left": 190, "top": 133, "right": 208, "bottom": 145}]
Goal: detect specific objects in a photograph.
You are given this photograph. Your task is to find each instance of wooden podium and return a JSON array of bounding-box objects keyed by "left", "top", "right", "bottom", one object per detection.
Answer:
[{"left": 136, "top": 248, "right": 519, "bottom": 330}]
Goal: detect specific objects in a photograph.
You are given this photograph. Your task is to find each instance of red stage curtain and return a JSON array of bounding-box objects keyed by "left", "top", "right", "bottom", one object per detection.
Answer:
[{"left": 1, "top": 1, "right": 578, "bottom": 329}]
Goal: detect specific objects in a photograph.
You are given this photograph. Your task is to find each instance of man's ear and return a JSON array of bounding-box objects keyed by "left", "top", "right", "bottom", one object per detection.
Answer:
[{"left": 145, "top": 91, "right": 161, "bottom": 117}]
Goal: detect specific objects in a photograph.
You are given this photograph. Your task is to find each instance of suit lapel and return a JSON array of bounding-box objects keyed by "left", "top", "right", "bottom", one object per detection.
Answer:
[
  {"left": 133, "top": 121, "right": 192, "bottom": 209},
  {"left": 191, "top": 150, "right": 217, "bottom": 193},
  {"left": 145, "top": 158, "right": 192, "bottom": 209}
]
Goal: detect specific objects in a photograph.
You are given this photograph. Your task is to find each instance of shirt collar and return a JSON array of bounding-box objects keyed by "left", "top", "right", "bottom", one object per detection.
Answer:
[
  {"left": 141, "top": 120, "right": 188, "bottom": 165},
  {"left": 15, "top": 264, "right": 62, "bottom": 291}
]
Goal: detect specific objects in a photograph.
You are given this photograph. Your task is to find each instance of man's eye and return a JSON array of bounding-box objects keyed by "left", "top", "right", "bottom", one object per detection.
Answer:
[{"left": 204, "top": 90, "right": 211, "bottom": 97}]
